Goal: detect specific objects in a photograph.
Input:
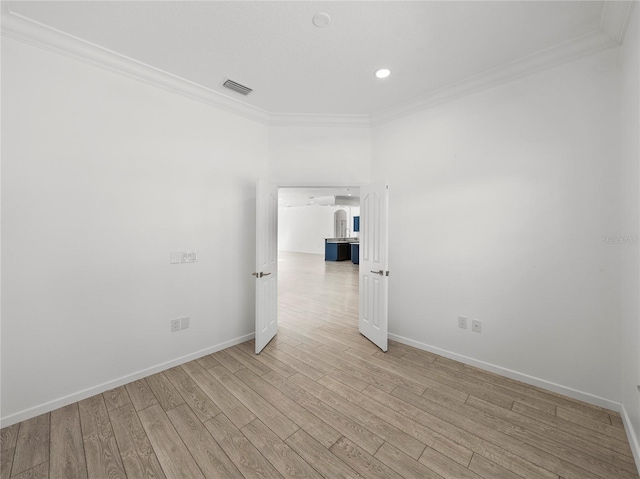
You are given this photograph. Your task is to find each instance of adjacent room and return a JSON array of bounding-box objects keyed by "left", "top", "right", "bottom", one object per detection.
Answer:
[
  {"left": 277, "top": 187, "right": 361, "bottom": 344},
  {"left": 1, "top": 1, "right": 639, "bottom": 478}
]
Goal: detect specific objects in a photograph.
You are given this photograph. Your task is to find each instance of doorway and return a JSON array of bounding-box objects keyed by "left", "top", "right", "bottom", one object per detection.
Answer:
[
  {"left": 334, "top": 209, "right": 348, "bottom": 238},
  {"left": 276, "top": 187, "right": 361, "bottom": 338},
  {"left": 254, "top": 181, "right": 389, "bottom": 353}
]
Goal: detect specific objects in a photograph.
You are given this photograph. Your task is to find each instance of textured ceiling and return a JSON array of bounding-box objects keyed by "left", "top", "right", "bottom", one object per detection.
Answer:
[{"left": 5, "top": 1, "right": 607, "bottom": 116}]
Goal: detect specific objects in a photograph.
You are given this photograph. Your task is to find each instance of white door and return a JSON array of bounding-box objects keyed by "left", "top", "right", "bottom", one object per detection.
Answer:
[
  {"left": 359, "top": 181, "right": 389, "bottom": 352},
  {"left": 254, "top": 180, "right": 278, "bottom": 354}
]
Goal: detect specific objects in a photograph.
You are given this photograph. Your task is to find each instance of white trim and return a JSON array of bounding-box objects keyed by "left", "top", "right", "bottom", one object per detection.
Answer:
[
  {"left": 0, "top": 332, "right": 255, "bottom": 428},
  {"left": 1, "top": 3, "right": 634, "bottom": 128},
  {"left": 370, "top": 29, "right": 619, "bottom": 126},
  {"left": 276, "top": 180, "right": 362, "bottom": 189},
  {"left": 621, "top": 404, "right": 640, "bottom": 476},
  {"left": 600, "top": 0, "right": 636, "bottom": 45},
  {"left": 269, "top": 113, "right": 370, "bottom": 128},
  {"left": 0, "top": 8, "right": 270, "bottom": 125},
  {"left": 388, "top": 333, "right": 622, "bottom": 412}
]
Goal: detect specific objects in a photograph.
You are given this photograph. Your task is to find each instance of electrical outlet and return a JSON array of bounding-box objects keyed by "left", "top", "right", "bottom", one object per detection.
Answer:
[
  {"left": 472, "top": 319, "right": 482, "bottom": 333},
  {"left": 181, "top": 316, "right": 190, "bottom": 330},
  {"left": 458, "top": 316, "right": 468, "bottom": 329},
  {"left": 170, "top": 319, "right": 180, "bottom": 332},
  {"left": 187, "top": 251, "right": 198, "bottom": 263}
]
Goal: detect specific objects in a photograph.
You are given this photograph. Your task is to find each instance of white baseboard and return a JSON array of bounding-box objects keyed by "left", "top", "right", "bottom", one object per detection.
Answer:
[
  {"left": 621, "top": 404, "right": 640, "bottom": 476},
  {"left": 0, "top": 332, "right": 255, "bottom": 428},
  {"left": 388, "top": 333, "right": 622, "bottom": 412}
]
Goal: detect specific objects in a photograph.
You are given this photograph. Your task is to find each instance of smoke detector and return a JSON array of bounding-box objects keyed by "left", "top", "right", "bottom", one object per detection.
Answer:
[{"left": 313, "top": 12, "right": 331, "bottom": 28}]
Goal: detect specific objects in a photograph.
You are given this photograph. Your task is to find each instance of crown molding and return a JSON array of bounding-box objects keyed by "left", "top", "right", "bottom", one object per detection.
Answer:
[
  {"left": 0, "top": 7, "right": 271, "bottom": 125},
  {"left": 371, "top": 1, "right": 636, "bottom": 127},
  {"left": 370, "top": 28, "right": 621, "bottom": 127},
  {"left": 269, "top": 113, "right": 370, "bottom": 128},
  {"left": 600, "top": 0, "right": 636, "bottom": 45},
  {"left": 1, "top": 2, "right": 635, "bottom": 129}
]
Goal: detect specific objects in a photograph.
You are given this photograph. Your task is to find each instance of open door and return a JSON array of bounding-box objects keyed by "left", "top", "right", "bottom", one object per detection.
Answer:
[
  {"left": 359, "top": 181, "right": 389, "bottom": 352},
  {"left": 254, "top": 180, "right": 278, "bottom": 354}
]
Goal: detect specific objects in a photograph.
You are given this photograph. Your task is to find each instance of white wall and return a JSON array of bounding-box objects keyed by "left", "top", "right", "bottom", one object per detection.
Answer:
[
  {"left": 620, "top": 5, "right": 640, "bottom": 460},
  {"left": 372, "top": 49, "right": 623, "bottom": 406},
  {"left": 268, "top": 123, "right": 367, "bottom": 255},
  {"left": 344, "top": 206, "right": 360, "bottom": 241},
  {"left": 1, "top": 15, "right": 637, "bottom": 445},
  {"left": 268, "top": 125, "right": 371, "bottom": 186},
  {"left": 1, "top": 38, "right": 268, "bottom": 425},
  {"left": 278, "top": 205, "right": 360, "bottom": 254}
]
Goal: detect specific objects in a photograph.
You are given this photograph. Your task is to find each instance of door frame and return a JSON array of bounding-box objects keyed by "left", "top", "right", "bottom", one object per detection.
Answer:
[{"left": 268, "top": 179, "right": 388, "bottom": 335}]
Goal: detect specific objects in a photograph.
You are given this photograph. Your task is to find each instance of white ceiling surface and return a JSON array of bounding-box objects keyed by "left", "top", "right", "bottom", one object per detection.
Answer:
[
  {"left": 5, "top": 1, "right": 610, "bottom": 117},
  {"left": 279, "top": 187, "right": 359, "bottom": 208}
]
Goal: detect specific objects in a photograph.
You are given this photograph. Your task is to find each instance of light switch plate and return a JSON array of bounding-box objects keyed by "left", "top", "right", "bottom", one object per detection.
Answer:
[
  {"left": 181, "top": 316, "right": 190, "bottom": 329},
  {"left": 170, "top": 252, "right": 181, "bottom": 264}
]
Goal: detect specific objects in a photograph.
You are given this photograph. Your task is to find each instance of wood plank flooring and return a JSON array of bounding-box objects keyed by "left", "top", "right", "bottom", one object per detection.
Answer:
[{"left": 1, "top": 251, "right": 638, "bottom": 478}]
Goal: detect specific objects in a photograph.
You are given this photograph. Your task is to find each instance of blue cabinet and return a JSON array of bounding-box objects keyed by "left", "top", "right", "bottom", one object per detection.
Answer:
[
  {"left": 325, "top": 241, "right": 351, "bottom": 261},
  {"left": 354, "top": 216, "right": 360, "bottom": 232},
  {"left": 351, "top": 243, "right": 359, "bottom": 264}
]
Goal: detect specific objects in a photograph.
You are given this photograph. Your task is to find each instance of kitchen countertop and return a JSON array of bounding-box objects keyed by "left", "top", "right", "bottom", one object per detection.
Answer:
[{"left": 325, "top": 237, "right": 358, "bottom": 243}]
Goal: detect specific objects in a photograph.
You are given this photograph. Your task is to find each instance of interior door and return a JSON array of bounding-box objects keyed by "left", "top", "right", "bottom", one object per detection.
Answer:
[
  {"left": 359, "top": 181, "right": 389, "bottom": 352},
  {"left": 254, "top": 180, "right": 278, "bottom": 354}
]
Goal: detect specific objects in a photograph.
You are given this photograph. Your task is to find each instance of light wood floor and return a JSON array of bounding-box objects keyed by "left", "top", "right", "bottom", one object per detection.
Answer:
[{"left": 1, "top": 251, "right": 638, "bottom": 479}]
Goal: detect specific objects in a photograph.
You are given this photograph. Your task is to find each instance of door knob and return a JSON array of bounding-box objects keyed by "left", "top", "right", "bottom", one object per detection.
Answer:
[
  {"left": 251, "top": 272, "right": 272, "bottom": 278},
  {"left": 370, "top": 270, "right": 384, "bottom": 275}
]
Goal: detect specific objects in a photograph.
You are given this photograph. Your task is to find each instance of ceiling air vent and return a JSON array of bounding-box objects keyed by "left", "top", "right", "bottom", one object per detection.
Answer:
[{"left": 223, "top": 79, "right": 253, "bottom": 96}]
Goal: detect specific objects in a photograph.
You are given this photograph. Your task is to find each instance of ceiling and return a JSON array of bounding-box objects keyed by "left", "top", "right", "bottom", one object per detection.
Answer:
[
  {"left": 2, "top": 1, "right": 633, "bottom": 124},
  {"left": 278, "top": 187, "right": 359, "bottom": 209}
]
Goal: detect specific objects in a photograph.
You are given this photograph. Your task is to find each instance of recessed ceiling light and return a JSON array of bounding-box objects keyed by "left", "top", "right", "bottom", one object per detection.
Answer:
[{"left": 375, "top": 68, "right": 391, "bottom": 79}]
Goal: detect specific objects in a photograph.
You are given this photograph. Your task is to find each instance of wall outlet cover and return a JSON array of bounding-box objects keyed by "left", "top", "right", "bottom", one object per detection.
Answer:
[
  {"left": 170, "top": 319, "right": 180, "bottom": 332},
  {"left": 181, "top": 316, "right": 190, "bottom": 329},
  {"left": 472, "top": 319, "right": 482, "bottom": 333},
  {"left": 458, "top": 316, "right": 468, "bottom": 329}
]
